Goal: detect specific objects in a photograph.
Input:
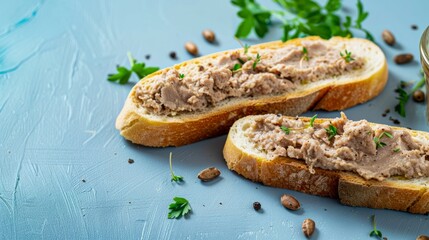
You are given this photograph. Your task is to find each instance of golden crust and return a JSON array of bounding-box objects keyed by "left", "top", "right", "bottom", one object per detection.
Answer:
[
  {"left": 223, "top": 117, "right": 429, "bottom": 214},
  {"left": 116, "top": 37, "right": 388, "bottom": 147}
]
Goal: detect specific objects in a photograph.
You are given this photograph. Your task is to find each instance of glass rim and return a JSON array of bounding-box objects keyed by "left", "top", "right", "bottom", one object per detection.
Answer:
[{"left": 420, "top": 26, "right": 429, "bottom": 66}]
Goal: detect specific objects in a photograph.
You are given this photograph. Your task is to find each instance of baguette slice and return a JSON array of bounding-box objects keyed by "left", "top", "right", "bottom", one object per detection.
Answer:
[
  {"left": 116, "top": 36, "right": 387, "bottom": 147},
  {"left": 223, "top": 115, "right": 429, "bottom": 214}
]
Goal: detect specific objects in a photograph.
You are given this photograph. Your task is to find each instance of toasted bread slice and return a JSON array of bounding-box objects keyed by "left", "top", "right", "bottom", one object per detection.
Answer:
[
  {"left": 116, "top": 37, "right": 387, "bottom": 147},
  {"left": 223, "top": 115, "right": 429, "bottom": 214}
]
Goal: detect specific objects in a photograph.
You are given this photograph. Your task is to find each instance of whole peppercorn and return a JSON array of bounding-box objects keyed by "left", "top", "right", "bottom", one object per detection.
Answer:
[
  {"left": 169, "top": 51, "right": 177, "bottom": 60},
  {"left": 381, "top": 30, "right": 395, "bottom": 46},
  {"left": 413, "top": 90, "right": 425, "bottom": 102},
  {"left": 394, "top": 53, "right": 413, "bottom": 64},
  {"left": 253, "top": 202, "right": 261, "bottom": 211},
  {"left": 185, "top": 42, "right": 199, "bottom": 56},
  {"left": 202, "top": 29, "right": 216, "bottom": 43},
  {"left": 302, "top": 218, "right": 316, "bottom": 238}
]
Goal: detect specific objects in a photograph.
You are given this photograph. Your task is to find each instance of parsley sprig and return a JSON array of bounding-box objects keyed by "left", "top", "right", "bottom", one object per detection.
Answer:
[
  {"left": 280, "top": 126, "right": 290, "bottom": 134},
  {"left": 232, "top": 0, "right": 373, "bottom": 42},
  {"left": 373, "top": 131, "right": 393, "bottom": 149},
  {"left": 233, "top": 63, "right": 242, "bottom": 71},
  {"left": 340, "top": 49, "right": 355, "bottom": 63},
  {"left": 252, "top": 53, "right": 261, "bottom": 70},
  {"left": 168, "top": 197, "right": 192, "bottom": 219},
  {"left": 369, "top": 215, "right": 383, "bottom": 239},
  {"left": 325, "top": 124, "right": 337, "bottom": 140},
  {"left": 394, "top": 73, "right": 425, "bottom": 117},
  {"left": 309, "top": 114, "right": 317, "bottom": 127},
  {"left": 302, "top": 47, "right": 309, "bottom": 61},
  {"left": 244, "top": 43, "right": 250, "bottom": 54},
  {"left": 169, "top": 152, "right": 184, "bottom": 183},
  {"left": 107, "top": 52, "right": 159, "bottom": 84}
]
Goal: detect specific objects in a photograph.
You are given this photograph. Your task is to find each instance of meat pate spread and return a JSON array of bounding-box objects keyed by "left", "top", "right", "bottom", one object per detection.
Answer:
[
  {"left": 136, "top": 40, "right": 364, "bottom": 116},
  {"left": 244, "top": 113, "right": 429, "bottom": 181}
]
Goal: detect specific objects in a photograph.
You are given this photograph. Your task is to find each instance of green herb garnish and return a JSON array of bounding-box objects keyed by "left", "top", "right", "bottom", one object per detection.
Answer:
[
  {"left": 373, "top": 132, "right": 393, "bottom": 149},
  {"left": 340, "top": 49, "right": 355, "bottom": 63},
  {"left": 280, "top": 126, "right": 290, "bottom": 134},
  {"left": 107, "top": 52, "right": 159, "bottom": 84},
  {"left": 252, "top": 53, "right": 261, "bottom": 70},
  {"left": 244, "top": 43, "right": 250, "bottom": 54},
  {"left": 168, "top": 197, "right": 192, "bottom": 219},
  {"left": 231, "top": 0, "right": 373, "bottom": 42},
  {"left": 169, "top": 152, "right": 183, "bottom": 183},
  {"left": 395, "top": 74, "right": 425, "bottom": 117},
  {"left": 302, "top": 47, "right": 309, "bottom": 61},
  {"left": 393, "top": 148, "right": 400, "bottom": 153},
  {"left": 325, "top": 124, "right": 337, "bottom": 140},
  {"left": 369, "top": 215, "right": 383, "bottom": 239},
  {"left": 395, "top": 86, "right": 409, "bottom": 117},
  {"left": 179, "top": 73, "right": 185, "bottom": 79},
  {"left": 233, "top": 63, "right": 242, "bottom": 71},
  {"left": 309, "top": 114, "right": 317, "bottom": 127}
]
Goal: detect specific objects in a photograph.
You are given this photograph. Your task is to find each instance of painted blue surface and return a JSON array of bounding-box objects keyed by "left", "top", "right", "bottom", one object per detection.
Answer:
[{"left": 1, "top": 0, "right": 429, "bottom": 239}]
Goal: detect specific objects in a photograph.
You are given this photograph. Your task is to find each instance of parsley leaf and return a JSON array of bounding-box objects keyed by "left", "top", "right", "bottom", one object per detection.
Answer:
[
  {"left": 325, "top": 0, "right": 341, "bottom": 13},
  {"left": 280, "top": 126, "right": 290, "bottom": 134},
  {"left": 309, "top": 114, "right": 317, "bottom": 127},
  {"left": 107, "top": 66, "right": 132, "bottom": 84},
  {"left": 355, "top": 0, "right": 368, "bottom": 29},
  {"left": 325, "top": 124, "right": 337, "bottom": 140},
  {"left": 168, "top": 197, "right": 192, "bottom": 219},
  {"left": 232, "top": 0, "right": 273, "bottom": 38},
  {"left": 369, "top": 215, "right": 383, "bottom": 239},
  {"left": 179, "top": 73, "right": 185, "bottom": 79},
  {"left": 169, "top": 152, "right": 184, "bottom": 183},
  {"left": 233, "top": 63, "right": 242, "bottom": 71},
  {"left": 393, "top": 148, "right": 400, "bottom": 153},
  {"left": 231, "top": 0, "right": 373, "bottom": 41},
  {"left": 340, "top": 50, "right": 355, "bottom": 63},
  {"left": 107, "top": 52, "right": 159, "bottom": 84}
]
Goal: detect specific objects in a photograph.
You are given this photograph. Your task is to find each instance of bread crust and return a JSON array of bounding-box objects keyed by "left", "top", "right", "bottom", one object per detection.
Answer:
[
  {"left": 116, "top": 37, "right": 388, "bottom": 147},
  {"left": 223, "top": 117, "right": 429, "bottom": 214}
]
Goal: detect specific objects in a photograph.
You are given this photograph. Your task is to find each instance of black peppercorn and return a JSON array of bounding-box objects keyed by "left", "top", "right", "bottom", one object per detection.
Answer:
[
  {"left": 253, "top": 202, "right": 261, "bottom": 211},
  {"left": 413, "top": 90, "right": 425, "bottom": 102},
  {"left": 169, "top": 51, "right": 177, "bottom": 60}
]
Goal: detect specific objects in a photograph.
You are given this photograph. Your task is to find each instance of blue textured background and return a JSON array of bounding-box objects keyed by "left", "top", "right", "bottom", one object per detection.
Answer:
[{"left": 1, "top": 0, "right": 429, "bottom": 239}]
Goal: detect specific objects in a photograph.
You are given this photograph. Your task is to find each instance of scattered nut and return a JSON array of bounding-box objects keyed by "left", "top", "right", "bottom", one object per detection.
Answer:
[
  {"left": 382, "top": 30, "right": 395, "bottom": 46},
  {"left": 417, "top": 235, "right": 429, "bottom": 240},
  {"left": 202, "top": 29, "right": 216, "bottom": 43},
  {"left": 197, "top": 167, "right": 221, "bottom": 181},
  {"left": 280, "top": 194, "right": 301, "bottom": 210},
  {"left": 253, "top": 201, "right": 261, "bottom": 211},
  {"left": 413, "top": 90, "right": 425, "bottom": 102},
  {"left": 185, "top": 42, "right": 199, "bottom": 56},
  {"left": 394, "top": 53, "right": 413, "bottom": 64},
  {"left": 302, "top": 218, "right": 315, "bottom": 238}
]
